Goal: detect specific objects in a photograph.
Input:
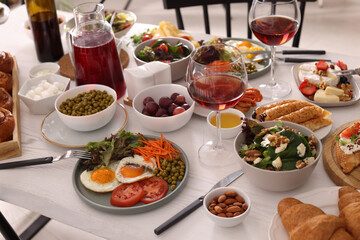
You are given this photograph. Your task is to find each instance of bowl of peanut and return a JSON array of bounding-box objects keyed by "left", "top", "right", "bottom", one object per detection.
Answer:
[{"left": 203, "top": 187, "right": 251, "bottom": 227}]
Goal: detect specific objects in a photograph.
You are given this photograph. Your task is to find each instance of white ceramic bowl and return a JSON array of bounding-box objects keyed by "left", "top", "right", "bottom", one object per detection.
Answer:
[
  {"left": 203, "top": 186, "right": 251, "bottom": 227},
  {"left": 234, "top": 121, "right": 322, "bottom": 192},
  {"left": 55, "top": 84, "right": 117, "bottom": 132},
  {"left": 18, "top": 74, "right": 70, "bottom": 115},
  {"left": 29, "top": 62, "right": 60, "bottom": 78},
  {"left": 133, "top": 37, "right": 195, "bottom": 81},
  {"left": 132, "top": 84, "right": 195, "bottom": 132},
  {"left": 207, "top": 108, "right": 245, "bottom": 139},
  {"left": 24, "top": 13, "right": 66, "bottom": 39}
]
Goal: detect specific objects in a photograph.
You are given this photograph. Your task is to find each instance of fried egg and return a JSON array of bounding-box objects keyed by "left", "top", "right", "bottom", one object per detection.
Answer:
[
  {"left": 80, "top": 161, "right": 120, "bottom": 193},
  {"left": 115, "top": 155, "right": 155, "bottom": 183}
]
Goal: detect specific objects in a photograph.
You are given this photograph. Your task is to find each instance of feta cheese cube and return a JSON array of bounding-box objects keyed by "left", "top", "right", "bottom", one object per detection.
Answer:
[
  {"left": 275, "top": 143, "right": 288, "bottom": 154},
  {"left": 272, "top": 157, "right": 282, "bottom": 169},
  {"left": 297, "top": 143, "right": 306, "bottom": 157}
]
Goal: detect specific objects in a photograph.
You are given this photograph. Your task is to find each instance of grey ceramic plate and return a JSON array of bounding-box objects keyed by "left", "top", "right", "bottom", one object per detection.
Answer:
[
  {"left": 292, "top": 63, "right": 360, "bottom": 107},
  {"left": 223, "top": 38, "right": 271, "bottom": 79},
  {"left": 41, "top": 103, "right": 128, "bottom": 148},
  {"left": 72, "top": 135, "right": 189, "bottom": 214}
]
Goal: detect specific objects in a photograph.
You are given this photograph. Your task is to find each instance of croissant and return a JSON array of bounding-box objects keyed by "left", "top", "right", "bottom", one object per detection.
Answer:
[
  {"left": 0, "top": 87, "right": 13, "bottom": 111},
  {"left": 0, "top": 51, "right": 14, "bottom": 74},
  {"left": 0, "top": 107, "right": 15, "bottom": 142},
  {"left": 338, "top": 186, "right": 360, "bottom": 239},
  {"left": 278, "top": 197, "right": 354, "bottom": 240}
]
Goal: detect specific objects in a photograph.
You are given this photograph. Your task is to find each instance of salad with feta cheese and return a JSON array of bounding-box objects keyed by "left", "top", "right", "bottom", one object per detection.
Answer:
[{"left": 238, "top": 120, "right": 318, "bottom": 171}]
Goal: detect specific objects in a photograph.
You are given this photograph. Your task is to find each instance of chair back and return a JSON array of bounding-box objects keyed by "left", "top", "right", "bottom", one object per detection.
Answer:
[{"left": 162, "top": 0, "right": 316, "bottom": 47}]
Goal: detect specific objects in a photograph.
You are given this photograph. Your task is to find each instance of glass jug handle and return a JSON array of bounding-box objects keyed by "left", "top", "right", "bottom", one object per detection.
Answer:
[{"left": 66, "top": 30, "right": 75, "bottom": 67}]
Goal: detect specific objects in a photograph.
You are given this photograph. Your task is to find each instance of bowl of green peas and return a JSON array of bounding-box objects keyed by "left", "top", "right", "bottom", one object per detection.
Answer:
[{"left": 55, "top": 84, "right": 117, "bottom": 131}]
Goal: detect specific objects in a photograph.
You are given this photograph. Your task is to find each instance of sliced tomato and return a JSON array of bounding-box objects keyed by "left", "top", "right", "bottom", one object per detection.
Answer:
[
  {"left": 110, "top": 182, "right": 144, "bottom": 207},
  {"left": 340, "top": 122, "right": 360, "bottom": 139},
  {"left": 316, "top": 60, "right": 329, "bottom": 71},
  {"left": 142, "top": 33, "right": 153, "bottom": 42},
  {"left": 157, "top": 43, "right": 168, "bottom": 52},
  {"left": 336, "top": 60, "right": 348, "bottom": 70},
  {"left": 139, "top": 177, "right": 169, "bottom": 204},
  {"left": 299, "top": 79, "right": 316, "bottom": 96},
  {"left": 177, "top": 45, "right": 184, "bottom": 54}
]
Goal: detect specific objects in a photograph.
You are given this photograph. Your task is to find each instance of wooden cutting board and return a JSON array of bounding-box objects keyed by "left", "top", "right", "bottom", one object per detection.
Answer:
[
  {"left": 323, "top": 119, "right": 360, "bottom": 188},
  {"left": 59, "top": 49, "right": 129, "bottom": 80}
]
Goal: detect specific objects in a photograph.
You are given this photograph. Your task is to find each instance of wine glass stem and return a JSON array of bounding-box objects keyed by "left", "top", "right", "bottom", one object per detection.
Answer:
[
  {"left": 215, "top": 111, "right": 224, "bottom": 150},
  {"left": 270, "top": 45, "right": 276, "bottom": 86}
]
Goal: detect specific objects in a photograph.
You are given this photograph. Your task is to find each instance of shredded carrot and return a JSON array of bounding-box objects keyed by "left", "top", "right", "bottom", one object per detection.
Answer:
[{"left": 133, "top": 134, "right": 182, "bottom": 171}]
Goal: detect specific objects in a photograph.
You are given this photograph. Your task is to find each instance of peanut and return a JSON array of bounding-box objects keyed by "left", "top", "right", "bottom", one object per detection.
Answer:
[{"left": 207, "top": 191, "right": 248, "bottom": 218}]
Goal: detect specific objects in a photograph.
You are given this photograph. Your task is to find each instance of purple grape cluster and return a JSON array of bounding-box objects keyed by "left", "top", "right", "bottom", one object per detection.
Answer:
[{"left": 142, "top": 93, "right": 190, "bottom": 117}]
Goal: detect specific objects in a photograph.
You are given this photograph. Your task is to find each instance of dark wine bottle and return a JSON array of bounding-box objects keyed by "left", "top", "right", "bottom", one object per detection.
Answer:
[{"left": 25, "top": 0, "right": 64, "bottom": 62}]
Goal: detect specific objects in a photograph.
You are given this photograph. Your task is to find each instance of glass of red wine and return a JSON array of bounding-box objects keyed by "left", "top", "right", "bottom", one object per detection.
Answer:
[
  {"left": 249, "top": 0, "right": 300, "bottom": 99},
  {"left": 186, "top": 44, "right": 248, "bottom": 167}
]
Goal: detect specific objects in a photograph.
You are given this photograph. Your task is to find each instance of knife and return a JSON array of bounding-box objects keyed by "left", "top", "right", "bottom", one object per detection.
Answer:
[
  {"left": 244, "top": 50, "right": 326, "bottom": 55},
  {"left": 154, "top": 169, "right": 244, "bottom": 235}
]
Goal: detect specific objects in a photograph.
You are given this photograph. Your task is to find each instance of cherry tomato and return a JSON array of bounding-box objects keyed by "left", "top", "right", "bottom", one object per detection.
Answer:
[
  {"left": 180, "top": 36, "right": 191, "bottom": 41},
  {"left": 177, "top": 45, "right": 184, "bottom": 54},
  {"left": 316, "top": 60, "right": 329, "bottom": 71},
  {"left": 299, "top": 79, "right": 316, "bottom": 96},
  {"left": 142, "top": 33, "right": 153, "bottom": 42},
  {"left": 336, "top": 60, "right": 348, "bottom": 70},
  {"left": 139, "top": 177, "right": 169, "bottom": 204},
  {"left": 110, "top": 182, "right": 144, "bottom": 207},
  {"left": 341, "top": 122, "right": 360, "bottom": 139},
  {"left": 157, "top": 43, "right": 168, "bottom": 52}
]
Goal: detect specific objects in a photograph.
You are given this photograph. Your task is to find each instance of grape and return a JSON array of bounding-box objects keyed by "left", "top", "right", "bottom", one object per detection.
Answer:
[
  {"left": 167, "top": 103, "right": 178, "bottom": 116},
  {"left": 145, "top": 101, "right": 159, "bottom": 116},
  {"left": 182, "top": 103, "right": 190, "bottom": 110},
  {"left": 159, "top": 96, "right": 173, "bottom": 109},
  {"left": 174, "top": 95, "right": 186, "bottom": 106},
  {"left": 142, "top": 108, "right": 151, "bottom": 116},
  {"left": 173, "top": 107, "right": 185, "bottom": 115},
  {"left": 143, "top": 96, "right": 155, "bottom": 106},
  {"left": 155, "top": 108, "right": 168, "bottom": 117},
  {"left": 170, "top": 92, "right": 179, "bottom": 101}
]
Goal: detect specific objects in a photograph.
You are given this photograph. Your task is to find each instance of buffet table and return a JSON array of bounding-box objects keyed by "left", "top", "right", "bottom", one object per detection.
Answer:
[{"left": 1, "top": 6, "right": 360, "bottom": 240}]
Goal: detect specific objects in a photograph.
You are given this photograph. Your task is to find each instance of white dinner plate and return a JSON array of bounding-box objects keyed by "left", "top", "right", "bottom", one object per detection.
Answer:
[
  {"left": 268, "top": 186, "right": 343, "bottom": 240},
  {"left": 292, "top": 63, "right": 360, "bottom": 107},
  {"left": 0, "top": 3, "right": 10, "bottom": 24},
  {"left": 41, "top": 103, "right": 128, "bottom": 148}
]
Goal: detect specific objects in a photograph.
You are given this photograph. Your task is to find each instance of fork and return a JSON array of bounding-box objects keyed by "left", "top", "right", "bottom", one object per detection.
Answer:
[{"left": 0, "top": 150, "right": 92, "bottom": 169}]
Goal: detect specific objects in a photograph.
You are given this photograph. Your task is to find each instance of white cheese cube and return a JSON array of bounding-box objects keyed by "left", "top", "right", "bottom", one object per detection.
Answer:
[
  {"left": 324, "top": 86, "right": 344, "bottom": 96},
  {"left": 275, "top": 143, "right": 288, "bottom": 154},
  {"left": 40, "top": 80, "right": 52, "bottom": 90},
  {"left": 33, "top": 86, "right": 43, "bottom": 95},
  {"left": 25, "top": 89, "right": 36, "bottom": 99},
  {"left": 41, "top": 90, "right": 52, "bottom": 98},
  {"left": 314, "top": 89, "right": 339, "bottom": 102},
  {"left": 272, "top": 157, "right": 282, "bottom": 169},
  {"left": 321, "top": 76, "right": 338, "bottom": 87},
  {"left": 253, "top": 157, "right": 262, "bottom": 165},
  {"left": 53, "top": 82, "right": 65, "bottom": 91},
  {"left": 33, "top": 94, "right": 42, "bottom": 100},
  {"left": 297, "top": 143, "right": 306, "bottom": 157},
  {"left": 304, "top": 157, "right": 315, "bottom": 165}
]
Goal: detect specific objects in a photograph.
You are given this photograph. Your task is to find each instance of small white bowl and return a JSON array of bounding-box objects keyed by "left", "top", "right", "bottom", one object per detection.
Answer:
[
  {"left": 207, "top": 108, "right": 245, "bottom": 139},
  {"left": 29, "top": 62, "right": 60, "bottom": 78},
  {"left": 203, "top": 186, "right": 251, "bottom": 227},
  {"left": 18, "top": 74, "right": 70, "bottom": 115},
  {"left": 24, "top": 13, "right": 66, "bottom": 40},
  {"left": 55, "top": 84, "right": 117, "bottom": 132},
  {"left": 234, "top": 121, "right": 322, "bottom": 192},
  {"left": 132, "top": 84, "right": 195, "bottom": 132},
  {"left": 133, "top": 37, "right": 195, "bottom": 81}
]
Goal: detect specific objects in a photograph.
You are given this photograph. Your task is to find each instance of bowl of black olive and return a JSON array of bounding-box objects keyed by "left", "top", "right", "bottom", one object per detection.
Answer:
[{"left": 133, "top": 37, "right": 195, "bottom": 81}]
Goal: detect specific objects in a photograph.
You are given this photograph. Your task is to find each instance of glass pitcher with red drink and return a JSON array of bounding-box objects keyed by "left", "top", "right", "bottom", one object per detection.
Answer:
[{"left": 68, "top": 2, "right": 126, "bottom": 99}]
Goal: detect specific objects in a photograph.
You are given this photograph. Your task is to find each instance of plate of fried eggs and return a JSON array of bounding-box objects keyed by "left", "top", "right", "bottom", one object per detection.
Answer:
[{"left": 72, "top": 135, "right": 189, "bottom": 214}]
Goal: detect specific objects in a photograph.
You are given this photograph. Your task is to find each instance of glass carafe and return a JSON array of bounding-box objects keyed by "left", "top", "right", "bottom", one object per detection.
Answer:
[{"left": 68, "top": 2, "right": 126, "bottom": 99}]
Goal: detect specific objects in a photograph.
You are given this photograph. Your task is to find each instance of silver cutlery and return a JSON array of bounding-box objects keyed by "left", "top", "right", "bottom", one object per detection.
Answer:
[
  {"left": 335, "top": 67, "right": 360, "bottom": 76},
  {"left": 249, "top": 50, "right": 328, "bottom": 63},
  {"left": 245, "top": 49, "right": 326, "bottom": 55},
  {"left": 0, "top": 150, "right": 92, "bottom": 169},
  {"left": 154, "top": 169, "right": 244, "bottom": 235}
]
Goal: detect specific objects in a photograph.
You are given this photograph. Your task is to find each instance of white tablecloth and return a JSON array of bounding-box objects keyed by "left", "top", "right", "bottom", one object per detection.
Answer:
[{"left": 1, "top": 5, "right": 360, "bottom": 240}]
